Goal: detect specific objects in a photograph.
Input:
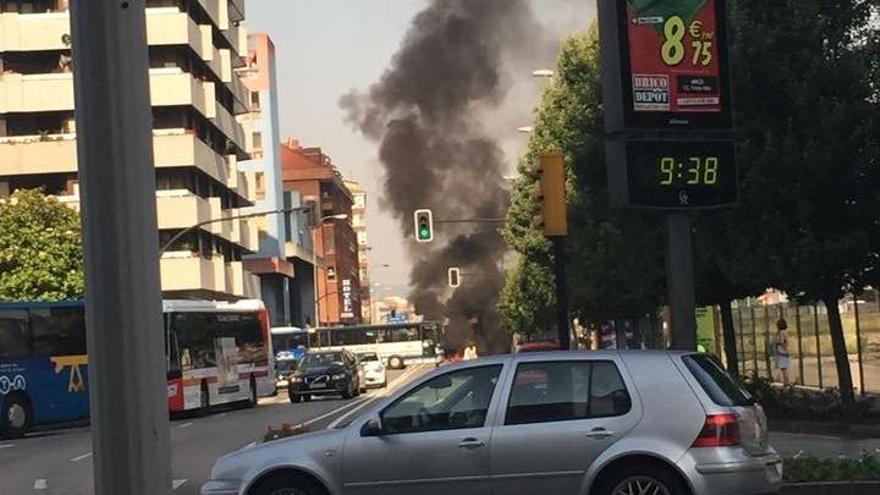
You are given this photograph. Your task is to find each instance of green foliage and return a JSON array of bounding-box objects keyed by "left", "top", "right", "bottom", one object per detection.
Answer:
[
  {"left": 499, "top": 26, "right": 665, "bottom": 334},
  {"left": 0, "top": 189, "right": 84, "bottom": 301},
  {"left": 784, "top": 454, "right": 880, "bottom": 483},
  {"left": 739, "top": 373, "right": 876, "bottom": 423},
  {"left": 497, "top": 257, "right": 556, "bottom": 336}
]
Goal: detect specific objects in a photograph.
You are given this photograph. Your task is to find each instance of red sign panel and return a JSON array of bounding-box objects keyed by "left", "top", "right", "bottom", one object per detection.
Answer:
[{"left": 614, "top": 0, "right": 732, "bottom": 129}]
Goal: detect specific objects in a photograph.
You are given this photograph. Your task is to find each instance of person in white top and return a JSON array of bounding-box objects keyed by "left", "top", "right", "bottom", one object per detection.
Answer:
[{"left": 462, "top": 341, "right": 479, "bottom": 361}]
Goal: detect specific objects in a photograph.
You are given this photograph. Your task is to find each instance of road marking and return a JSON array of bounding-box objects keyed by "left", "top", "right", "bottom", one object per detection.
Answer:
[
  {"left": 325, "top": 365, "right": 425, "bottom": 430},
  {"left": 217, "top": 413, "right": 228, "bottom": 418},
  {"left": 34, "top": 479, "right": 48, "bottom": 490},
  {"left": 178, "top": 422, "right": 194, "bottom": 429},
  {"left": 242, "top": 441, "right": 257, "bottom": 450},
  {"left": 0, "top": 444, "right": 15, "bottom": 450},
  {"left": 70, "top": 452, "right": 93, "bottom": 462},
  {"left": 173, "top": 479, "right": 188, "bottom": 489},
  {"left": 300, "top": 396, "right": 371, "bottom": 428}
]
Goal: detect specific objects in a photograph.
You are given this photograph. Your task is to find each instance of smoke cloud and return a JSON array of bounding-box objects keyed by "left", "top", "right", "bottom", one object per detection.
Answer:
[{"left": 342, "top": 0, "right": 585, "bottom": 354}]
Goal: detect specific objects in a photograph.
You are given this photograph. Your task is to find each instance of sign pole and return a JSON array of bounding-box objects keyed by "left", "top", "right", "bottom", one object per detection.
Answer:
[
  {"left": 553, "top": 237, "right": 572, "bottom": 350},
  {"left": 665, "top": 213, "right": 698, "bottom": 349},
  {"left": 70, "top": 2, "right": 172, "bottom": 494}
]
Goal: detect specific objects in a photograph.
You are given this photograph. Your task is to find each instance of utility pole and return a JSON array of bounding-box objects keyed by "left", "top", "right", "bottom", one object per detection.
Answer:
[
  {"left": 70, "top": 2, "right": 172, "bottom": 494},
  {"left": 666, "top": 213, "right": 698, "bottom": 349}
]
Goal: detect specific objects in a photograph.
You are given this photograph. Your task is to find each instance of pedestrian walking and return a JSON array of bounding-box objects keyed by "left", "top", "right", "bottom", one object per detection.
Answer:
[
  {"left": 775, "top": 319, "right": 791, "bottom": 385},
  {"left": 463, "top": 340, "right": 479, "bottom": 361}
]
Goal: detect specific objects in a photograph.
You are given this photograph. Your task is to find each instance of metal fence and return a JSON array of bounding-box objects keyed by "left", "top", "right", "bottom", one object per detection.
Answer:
[{"left": 728, "top": 294, "right": 878, "bottom": 394}]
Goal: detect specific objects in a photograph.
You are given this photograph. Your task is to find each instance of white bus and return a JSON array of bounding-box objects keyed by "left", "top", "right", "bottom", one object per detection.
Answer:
[
  {"left": 165, "top": 299, "right": 275, "bottom": 413},
  {"left": 310, "top": 321, "right": 444, "bottom": 369}
]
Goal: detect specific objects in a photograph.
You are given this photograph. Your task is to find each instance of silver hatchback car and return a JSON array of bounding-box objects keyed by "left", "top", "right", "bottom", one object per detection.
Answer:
[{"left": 202, "top": 351, "right": 782, "bottom": 495}]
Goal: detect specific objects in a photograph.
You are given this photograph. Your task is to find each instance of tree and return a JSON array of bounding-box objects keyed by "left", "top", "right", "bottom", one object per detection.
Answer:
[
  {"left": 499, "top": 27, "right": 666, "bottom": 334},
  {"left": 0, "top": 189, "right": 84, "bottom": 301},
  {"left": 722, "top": 0, "right": 880, "bottom": 402}
]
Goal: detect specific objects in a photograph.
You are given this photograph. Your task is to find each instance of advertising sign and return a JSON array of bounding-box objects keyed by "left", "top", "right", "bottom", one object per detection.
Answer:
[
  {"left": 341, "top": 279, "right": 354, "bottom": 319},
  {"left": 604, "top": 0, "right": 733, "bottom": 130}
]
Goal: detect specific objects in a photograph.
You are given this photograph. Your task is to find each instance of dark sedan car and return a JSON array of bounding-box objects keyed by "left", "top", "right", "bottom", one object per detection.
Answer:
[{"left": 288, "top": 350, "right": 361, "bottom": 403}]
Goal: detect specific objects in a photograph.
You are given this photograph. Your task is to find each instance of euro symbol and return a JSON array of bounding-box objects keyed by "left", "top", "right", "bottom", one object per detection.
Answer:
[{"left": 689, "top": 21, "right": 703, "bottom": 38}]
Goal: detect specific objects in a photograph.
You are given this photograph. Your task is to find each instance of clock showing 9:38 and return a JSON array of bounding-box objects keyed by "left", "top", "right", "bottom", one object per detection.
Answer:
[{"left": 626, "top": 140, "right": 738, "bottom": 209}]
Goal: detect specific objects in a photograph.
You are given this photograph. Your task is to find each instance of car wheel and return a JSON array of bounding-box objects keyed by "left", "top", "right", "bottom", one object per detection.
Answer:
[
  {"left": 302, "top": 394, "right": 312, "bottom": 402},
  {"left": 388, "top": 356, "right": 404, "bottom": 369},
  {"left": 0, "top": 393, "right": 33, "bottom": 439},
  {"left": 341, "top": 382, "right": 354, "bottom": 400},
  {"left": 249, "top": 471, "right": 328, "bottom": 495},
  {"left": 594, "top": 463, "right": 686, "bottom": 495}
]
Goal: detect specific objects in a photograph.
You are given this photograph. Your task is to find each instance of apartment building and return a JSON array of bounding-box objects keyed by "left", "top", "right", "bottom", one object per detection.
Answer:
[
  {"left": 238, "top": 33, "right": 317, "bottom": 328},
  {"left": 281, "top": 140, "right": 362, "bottom": 326},
  {"left": 343, "top": 179, "right": 371, "bottom": 323},
  {"left": 0, "top": 0, "right": 260, "bottom": 300}
]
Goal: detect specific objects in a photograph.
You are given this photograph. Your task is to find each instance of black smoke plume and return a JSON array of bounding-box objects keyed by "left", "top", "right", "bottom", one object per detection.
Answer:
[{"left": 342, "top": 0, "right": 581, "bottom": 354}]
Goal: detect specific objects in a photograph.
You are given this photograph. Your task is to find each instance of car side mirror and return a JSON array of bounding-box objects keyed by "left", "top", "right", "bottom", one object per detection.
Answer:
[{"left": 360, "top": 418, "right": 383, "bottom": 437}]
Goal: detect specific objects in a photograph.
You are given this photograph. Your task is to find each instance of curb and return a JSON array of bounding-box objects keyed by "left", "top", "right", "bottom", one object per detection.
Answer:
[
  {"left": 782, "top": 481, "right": 880, "bottom": 494},
  {"left": 770, "top": 419, "right": 880, "bottom": 438}
]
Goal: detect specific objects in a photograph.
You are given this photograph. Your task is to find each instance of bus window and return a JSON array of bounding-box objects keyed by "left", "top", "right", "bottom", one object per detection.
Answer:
[
  {"left": 30, "top": 307, "right": 87, "bottom": 356},
  {"left": 0, "top": 309, "right": 31, "bottom": 359},
  {"left": 171, "top": 313, "right": 218, "bottom": 371},
  {"left": 217, "top": 313, "right": 267, "bottom": 366}
]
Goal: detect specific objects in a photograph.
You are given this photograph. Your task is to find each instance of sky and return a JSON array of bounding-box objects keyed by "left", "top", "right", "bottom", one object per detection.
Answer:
[{"left": 247, "top": 0, "right": 593, "bottom": 296}]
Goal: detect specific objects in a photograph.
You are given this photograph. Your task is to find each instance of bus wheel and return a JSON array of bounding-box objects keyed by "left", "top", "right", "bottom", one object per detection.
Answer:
[
  {"left": 388, "top": 356, "right": 404, "bottom": 370},
  {"left": 249, "top": 377, "right": 258, "bottom": 408},
  {"left": 1, "top": 393, "right": 33, "bottom": 439}
]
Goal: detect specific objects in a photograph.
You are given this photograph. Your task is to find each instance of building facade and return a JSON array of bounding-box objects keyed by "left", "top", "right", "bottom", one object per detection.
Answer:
[
  {"left": 343, "top": 179, "right": 371, "bottom": 323},
  {"left": 0, "top": 0, "right": 260, "bottom": 300},
  {"left": 281, "top": 140, "right": 362, "bottom": 326},
  {"left": 237, "top": 33, "right": 316, "bottom": 327}
]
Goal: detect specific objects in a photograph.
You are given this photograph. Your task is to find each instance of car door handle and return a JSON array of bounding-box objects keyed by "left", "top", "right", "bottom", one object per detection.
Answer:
[
  {"left": 458, "top": 438, "right": 485, "bottom": 449},
  {"left": 586, "top": 428, "right": 615, "bottom": 439}
]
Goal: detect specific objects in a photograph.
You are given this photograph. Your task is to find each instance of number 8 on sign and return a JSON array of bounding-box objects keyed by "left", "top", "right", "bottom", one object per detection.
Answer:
[{"left": 662, "top": 16, "right": 686, "bottom": 66}]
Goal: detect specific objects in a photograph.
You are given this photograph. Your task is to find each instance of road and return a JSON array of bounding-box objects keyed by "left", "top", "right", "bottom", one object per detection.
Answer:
[{"left": 0, "top": 365, "right": 431, "bottom": 495}]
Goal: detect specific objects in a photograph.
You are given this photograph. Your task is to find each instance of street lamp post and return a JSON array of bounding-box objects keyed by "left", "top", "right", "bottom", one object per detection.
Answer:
[{"left": 158, "top": 206, "right": 311, "bottom": 256}]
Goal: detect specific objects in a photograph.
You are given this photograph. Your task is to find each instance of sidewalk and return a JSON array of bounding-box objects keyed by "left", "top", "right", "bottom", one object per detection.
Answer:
[{"left": 771, "top": 431, "right": 880, "bottom": 457}]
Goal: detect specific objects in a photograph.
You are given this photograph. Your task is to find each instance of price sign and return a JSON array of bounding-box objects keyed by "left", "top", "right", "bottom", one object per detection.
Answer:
[
  {"left": 600, "top": 0, "right": 733, "bottom": 130},
  {"left": 625, "top": 140, "right": 737, "bottom": 209}
]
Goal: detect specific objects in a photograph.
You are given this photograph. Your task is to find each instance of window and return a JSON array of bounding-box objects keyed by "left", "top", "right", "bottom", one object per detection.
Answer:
[
  {"left": 30, "top": 306, "right": 87, "bottom": 357},
  {"left": 0, "top": 309, "right": 31, "bottom": 359},
  {"left": 683, "top": 354, "right": 753, "bottom": 407},
  {"left": 505, "top": 361, "right": 631, "bottom": 426},
  {"left": 252, "top": 131, "right": 262, "bottom": 150},
  {"left": 381, "top": 365, "right": 502, "bottom": 434},
  {"left": 250, "top": 91, "right": 260, "bottom": 109}
]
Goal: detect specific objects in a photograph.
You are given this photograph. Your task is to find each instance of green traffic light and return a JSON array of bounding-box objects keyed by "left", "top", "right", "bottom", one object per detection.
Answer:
[{"left": 419, "top": 227, "right": 431, "bottom": 239}]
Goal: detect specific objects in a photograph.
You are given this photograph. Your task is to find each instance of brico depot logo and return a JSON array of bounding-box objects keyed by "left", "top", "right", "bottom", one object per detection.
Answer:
[
  {"left": 0, "top": 374, "right": 27, "bottom": 395},
  {"left": 633, "top": 74, "right": 670, "bottom": 111},
  {"left": 167, "top": 383, "right": 179, "bottom": 398}
]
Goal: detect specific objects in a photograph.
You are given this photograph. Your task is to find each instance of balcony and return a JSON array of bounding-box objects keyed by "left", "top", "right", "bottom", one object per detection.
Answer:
[
  {"left": 229, "top": 0, "right": 245, "bottom": 23},
  {"left": 160, "top": 255, "right": 225, "bottom": 294},
  {"left": 230, "top": 71, "right": 250, "bottom": 114},
  {"left": 0, "top": 11, "right": 70, "bottom": 52},
  {"left": 221, "top": 23, "right": 248, "bottom": 60},
  {"left": 150, "top": 68, "right": 212, "bottom": 117},
  {"left": 211, "top": 100, "right": 246, "bottom": 152},
  {"left": 0, "top": 133, "right": 76, "bottom": 175},
  {"left": 0, "top": 69, "right": 211, "bottom": 115},
  {"left": 146, "top": 10, "right": 212, "bottom": 63},
  {"left": 155, "top": 192, "right": 218, "bottom": 231}
]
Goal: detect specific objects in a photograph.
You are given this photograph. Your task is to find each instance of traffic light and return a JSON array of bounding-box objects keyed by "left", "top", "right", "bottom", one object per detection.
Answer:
[
  {"left": 530, "top": 152, "right": 568, "bottom": 237},
  {"left": 448, "top": 267, "right": 461, "bottom": 288},
  {"left": 414, "top": 208, "right": 434, "bottom": 243}
]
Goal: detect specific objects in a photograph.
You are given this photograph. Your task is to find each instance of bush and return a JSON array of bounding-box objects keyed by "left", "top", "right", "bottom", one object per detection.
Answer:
[
  {"left": 739, "top": 373, "right": 875, "bottom": 423},
  {"left": 263, "top": 423, "right": 310, "bottom": 443},
  {"left": 784, "top": 454, "right": 880, "bottom": 482}
]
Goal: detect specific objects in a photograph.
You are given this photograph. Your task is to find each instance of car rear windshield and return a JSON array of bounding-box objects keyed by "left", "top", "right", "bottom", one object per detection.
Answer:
[{"left": 682, "top": 355, "right": 753, "bottom": 407}]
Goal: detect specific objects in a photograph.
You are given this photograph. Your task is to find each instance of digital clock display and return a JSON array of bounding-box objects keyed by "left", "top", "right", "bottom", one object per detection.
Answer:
[{"left": 626, "top": 140, "right": 737, "bottom": 209}]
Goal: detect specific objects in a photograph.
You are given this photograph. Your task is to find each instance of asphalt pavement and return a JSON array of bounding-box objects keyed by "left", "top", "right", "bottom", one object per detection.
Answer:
[{"left": 0, "top": 365, "right": 431, "bottom": 495}]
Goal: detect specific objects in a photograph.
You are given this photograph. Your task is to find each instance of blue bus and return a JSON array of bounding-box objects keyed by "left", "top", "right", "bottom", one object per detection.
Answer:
[
  {"left": 0, "top": 301, "right": 89, "bottom": 438},
  {"left": 270, "top": 326, "right": 310, "bottom": 362}
]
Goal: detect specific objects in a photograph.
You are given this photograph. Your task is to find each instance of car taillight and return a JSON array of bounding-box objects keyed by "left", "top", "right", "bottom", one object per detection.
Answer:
[{"left": 692, "top": 413, "right": 740, "bottom": 448}]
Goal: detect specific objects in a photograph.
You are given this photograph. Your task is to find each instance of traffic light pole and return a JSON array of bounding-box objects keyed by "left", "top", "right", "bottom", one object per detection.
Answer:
[
  {"left": 552, "top": 236, "right": 571, "bottom": 350},
  {"left": 70, "top": 2, "right": 172, "bottom": 494},
  {"left": 666, "top": 213, "right": 698, "bottom": 350}
]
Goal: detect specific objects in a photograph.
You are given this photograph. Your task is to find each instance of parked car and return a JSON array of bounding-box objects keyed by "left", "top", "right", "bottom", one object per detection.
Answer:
[
  {"left": 287, "top": 350, "right": 361, "bottom": 403},
  {"left": 203, "top": 351, "right": 781, "bottom": 495},
  {"left": 516, "top": 341, "right": 560, "bottom": 353},
  {"left": 357, "top": 352, "right": 387, "bottom": 388}
]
